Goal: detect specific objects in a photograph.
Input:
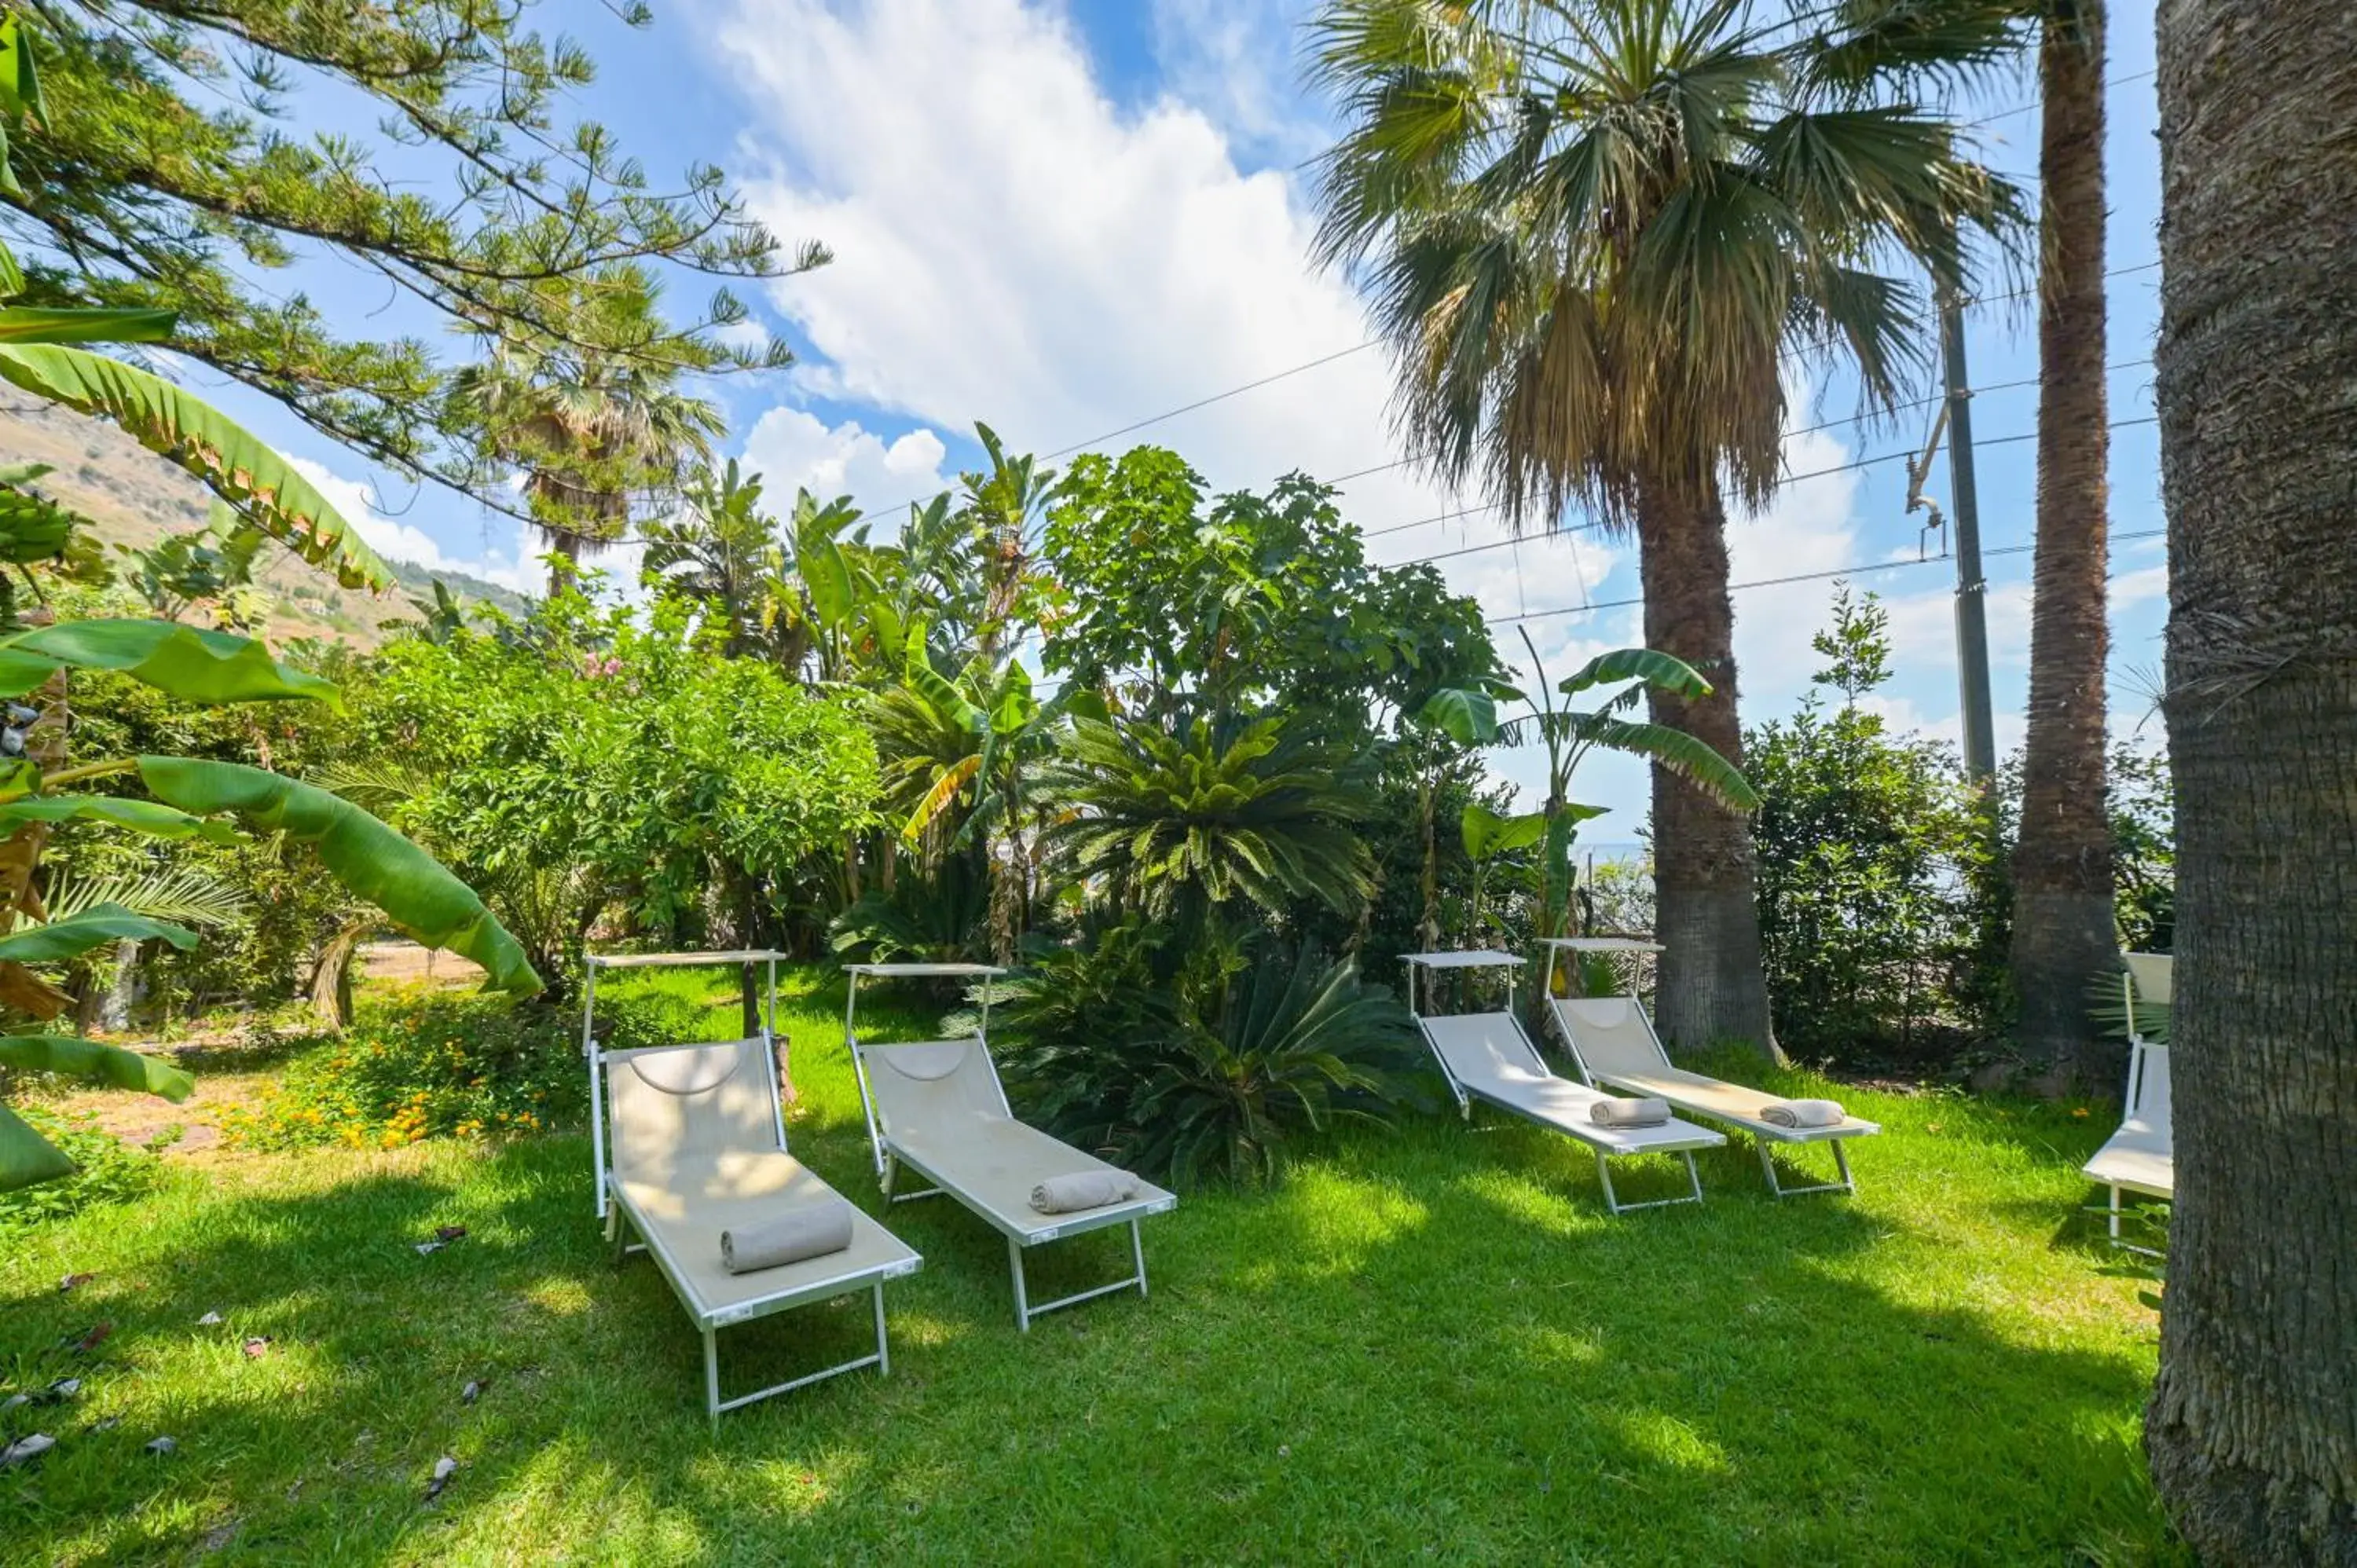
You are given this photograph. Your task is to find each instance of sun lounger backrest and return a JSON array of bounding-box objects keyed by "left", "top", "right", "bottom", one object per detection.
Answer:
[
  {"left": 2122, "top": 953, "right": 2173, "bottom": 1007},
  {"left": 607, "top": 1037, "right": 782, "bottom": 1173},
  {"left": 1553, "top": 996, "right": 1671, "bottom": 1077},
  {"left": 859, "top": 1039, "right": 1010, "bottom": 1139},
  {"left": 1420, "top": 1013, "right": 1549, "bottom": 1090},
  {"left": 2130, "top": 1042, "right": 2172, "bottom": 1133}
]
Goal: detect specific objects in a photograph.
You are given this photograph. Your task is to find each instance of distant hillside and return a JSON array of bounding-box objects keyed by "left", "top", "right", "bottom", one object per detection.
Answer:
[{"left": 0, "top": 396, "right": 533, "bottom": 650}]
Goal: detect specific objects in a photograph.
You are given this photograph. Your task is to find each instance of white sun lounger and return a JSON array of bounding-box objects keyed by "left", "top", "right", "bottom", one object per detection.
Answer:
[
  {"left": 585, "top": 951, "right": 920, "bottom": 1428},
  {"left": 844, "top": 963, "right": 1176, "bottom": 1331},
  {"left": 2084, "top": 953, "right": 2173, "bottom": 1253},
  {"left": 1541, "top": 939, "right": 1881, "bottom": 1198},
  {"left": 1402, "top": 951, "right": 1724, "bottom": 1214}
]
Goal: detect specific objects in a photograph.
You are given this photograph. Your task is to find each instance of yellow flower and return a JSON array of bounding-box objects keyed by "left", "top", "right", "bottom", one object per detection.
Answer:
[{"left": 2071, "top": 1107, "right": 2091, "bottom": 1119}]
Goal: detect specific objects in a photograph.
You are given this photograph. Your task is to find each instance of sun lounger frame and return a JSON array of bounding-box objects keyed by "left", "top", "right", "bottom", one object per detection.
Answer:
[
  {"left": 585, "top": 951, "right": 919, "bottom": 1427},
  {"left": 1538, "top": 938, "right": 1878, "bottom": 1198},
  {"left": 1402, "top": 951, "right": 1721, "bottom": 1214},
  {"left": 2087, "top": 954, "right": 2174, "bottom": 1255},
  {"left": 844, "top": 963, "right": 1176, "bottom": 1330}
]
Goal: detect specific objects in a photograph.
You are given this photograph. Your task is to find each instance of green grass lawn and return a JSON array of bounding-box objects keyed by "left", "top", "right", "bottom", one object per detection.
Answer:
[{"left": 2, "top": 973, "right": 2181, "bottom": 1565}]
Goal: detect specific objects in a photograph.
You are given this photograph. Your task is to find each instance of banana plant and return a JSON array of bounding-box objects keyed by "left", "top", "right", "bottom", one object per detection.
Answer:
[
  {"left": 1424, "top": 633, "right": 1757, "bottom": 955},
  {"left": 0, "top": 17, "right": 533, "bottom": 1189},
  {"left": 891, "top": 625, "right": 1096, "bottom": 961}
]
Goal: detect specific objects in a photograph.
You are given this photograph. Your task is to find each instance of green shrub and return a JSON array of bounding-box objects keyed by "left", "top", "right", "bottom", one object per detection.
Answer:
[
  {"left": 1746, "top": 589, "right": 2007, "bottom": 1069},
  {"left": 0, "top": 1108, "right": 163, "bottom": 1233}
]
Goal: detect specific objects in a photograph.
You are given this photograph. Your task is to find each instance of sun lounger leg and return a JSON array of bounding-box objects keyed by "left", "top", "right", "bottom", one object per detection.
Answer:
[
  {"left": 2108, "top": 1184, "right": 2122, "bottom": 1243},
  {"left": 1131, "top": 1218, "right": 1149, "bottom": 1299},
  {"left": 703, "top": 1326, "right": 722, "bottom": 1434},
  {"left": 873, "top": 1280, "right": 891, "bottom": 1376},
  {"left": 1757, "top": 1134, "right": 1857, "bottom": 1198},
  {"left": 1596, "top": 1149, "right": 1707, "bottom": 1215},
  {"left": 1010, "top": 1236, "right": 1032, "bottom": 1332}
]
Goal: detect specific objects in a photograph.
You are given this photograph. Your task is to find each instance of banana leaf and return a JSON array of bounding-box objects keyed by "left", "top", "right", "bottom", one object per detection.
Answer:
[
  {"left": 0, "top": 1033, "right": 192, "bottom": 1100},
  {"left": 0, "top": 794, "right": 236, "bottom": 843},
  {"left": 0, "top": 619, "right": 340, "bottom": 705},
  {"left": 135, "top": 757, "right": 541, "bottom": 996},
  {"left": 0, "top": 345, "right": 394, "bottom": 590},
  {"left": 0, "top": 306, "right": 176, "bottom": 345},
  {"left": 0, "top": 903, "right": 197, "bottom": 964},
  {"left": 0, "top": 1035, "right": 192, "bottom": 1195},
  {"left": 0, "top": 1103, "right": 73, "bottom": 1189},
  {"left": 1420, "top": 687, "right": 1499, "bottom": 746}
]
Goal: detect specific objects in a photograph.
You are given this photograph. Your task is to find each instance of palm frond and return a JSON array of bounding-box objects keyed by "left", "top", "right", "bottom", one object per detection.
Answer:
[{"left": 38, "top": 866, "right": 250, "bottom": 929}]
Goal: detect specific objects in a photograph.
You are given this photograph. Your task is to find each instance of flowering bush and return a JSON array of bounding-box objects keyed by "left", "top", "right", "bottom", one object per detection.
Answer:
[{"left": 219, "top": 987, "right": 603, "bottom": 1151}]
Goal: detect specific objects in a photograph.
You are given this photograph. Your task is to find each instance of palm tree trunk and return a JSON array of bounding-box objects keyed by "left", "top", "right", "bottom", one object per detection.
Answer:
[
  {"left": 2010, "top": 0, "right": 2117, "bottom": 1092},
  {"left": 1637, "top": 473, "right": 1777, "bottom": 1059},
  {"left": 2143, "top": 1, "right": 2357, "bottom": 1556}
]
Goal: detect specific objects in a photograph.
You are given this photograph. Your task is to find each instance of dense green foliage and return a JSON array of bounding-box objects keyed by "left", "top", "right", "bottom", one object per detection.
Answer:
[
  {"left": 1746, "top": 591, "right": 2006, "bottom": 1068},
  {"left": 359, "top": 595, "right": 881, "bottom": 972}
]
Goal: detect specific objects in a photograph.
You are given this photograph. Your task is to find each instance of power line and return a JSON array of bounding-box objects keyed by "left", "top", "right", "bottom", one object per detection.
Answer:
[
  {"left": 1359, "top": 405, "right": 2157, "bottom": 561},
  {"left": 1486, "top": 529, "right": 2166, "bottom": 628}
]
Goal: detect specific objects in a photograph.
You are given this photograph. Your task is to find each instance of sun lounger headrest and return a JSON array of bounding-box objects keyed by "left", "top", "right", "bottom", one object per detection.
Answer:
[
  {"left": 870, "top": 1040, "right": 973, "bottom": 1082},
  {"left": 627, "top": 1042, "right": 745, "bottom": 1096},
  {"left": 1557, "top": 995, "right": 1637, "bottom": 1028}
]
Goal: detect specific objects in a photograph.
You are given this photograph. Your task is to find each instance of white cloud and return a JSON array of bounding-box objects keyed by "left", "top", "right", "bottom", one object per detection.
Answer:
[
  {"left": 713, "top": 0, "right": 1477, "bottom": 537},
  {"left": 1146, "top": 0, "right": 1330, "bottom": 167},
  {"left": 739, "top": 408, "right": 951, "bottom": 520},
  {"left": 287, "top": 456, "right": 538, "bottom": 595}
]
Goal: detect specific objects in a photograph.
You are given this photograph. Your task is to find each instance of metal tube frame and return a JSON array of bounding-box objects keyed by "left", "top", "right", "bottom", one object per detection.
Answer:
[
  {"left": 1007, "top": 1218, "right": 1150, "bottom": 1333},
  {"left": 1756, "top": 1134, "right": 1856, "bottom": 1199},
  {"left": 697, "top": 1280, "right": 893, "bottom": 1434},
  {"left": 1595, "top": 1149, "right": 1706, "bottom": 1215}
]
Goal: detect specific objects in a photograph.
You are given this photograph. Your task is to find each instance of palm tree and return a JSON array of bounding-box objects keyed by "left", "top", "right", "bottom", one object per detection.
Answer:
[
  {"left": 2007, "top": 0, "right": 2115, "bottom": 1089},
  {"left": 1310, "top": 0, "right": 2020, "bottom": 1053},
  {"left": 450, "top": 266, "right": 724, "bottom": 596},
  {"left": 2143, "top": 2, "right": 2357, "bottom": 1558}
]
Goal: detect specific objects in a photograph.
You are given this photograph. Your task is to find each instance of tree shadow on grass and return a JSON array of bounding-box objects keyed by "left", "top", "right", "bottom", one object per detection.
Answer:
[{"left": 0, "top": 1114, "right": 2184, "bottom": 1566}]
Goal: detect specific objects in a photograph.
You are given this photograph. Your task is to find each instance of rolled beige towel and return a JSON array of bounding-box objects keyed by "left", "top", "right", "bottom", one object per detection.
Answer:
[
  {"left": 720, "top": 1200, "right": 856, "bottom": 1274},
  {"left": 1030, "top": 1169, "right": 1141, "bottom": 1214},
  {"left": 1591, "top": 1097, "right": 1671, "bottom": 1129},
  {"left": 1759, "top": 1097, "right": 1846, "bottom": 1129}
]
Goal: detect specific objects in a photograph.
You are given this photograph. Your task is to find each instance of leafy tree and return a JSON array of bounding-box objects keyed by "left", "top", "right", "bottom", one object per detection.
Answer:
[
  {"left": 2, "top": 2, "right": 821, "bottom": 531},
  {"left": 1309, "top": 0, "right": 2022, "bottom": 1052},
  {"left": 1810, "top": 582, "right": 1895, "bottom": 705},
  {"left": 640, "top": 459, "right": 793, "bottom": 661},
  {"left": 1045, "top": 448, "right": 1497, "bottom": 738},
  {"left": 1747, "top": 698, "right": 2002, "bottom": 1068},
  {"left": 2144, "top": 3, "right": 2356, "bottom": 1548},
  {"left": 363, "top": 594, "right": 882, "bottom": 971}
]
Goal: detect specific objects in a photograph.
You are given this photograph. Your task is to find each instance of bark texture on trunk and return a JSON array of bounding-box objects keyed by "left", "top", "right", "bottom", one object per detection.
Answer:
[
  {"left": 2145, "top": 3, "right": 2357, "bottom": 1560},
  {"left": 2011, "top": 0, "right": 2118, "bottom": 1091},
  {"left": 1637, "top": 475, "right": 1777, "bottom": 1059}
]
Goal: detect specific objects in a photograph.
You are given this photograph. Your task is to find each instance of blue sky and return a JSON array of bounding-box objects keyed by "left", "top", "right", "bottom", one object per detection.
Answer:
[{"left": 183, "top": 0, "right": 2168, "bottom": 835}]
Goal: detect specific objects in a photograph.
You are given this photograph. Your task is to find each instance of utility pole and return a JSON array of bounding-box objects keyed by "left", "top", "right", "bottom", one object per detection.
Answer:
[{"left": 1938, "top": 284, "right": 1997, "bottom": 784}]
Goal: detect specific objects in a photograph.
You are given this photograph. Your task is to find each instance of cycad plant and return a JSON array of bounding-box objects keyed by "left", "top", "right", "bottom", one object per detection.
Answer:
[
  {"left": 1041, "top": 709, "right": 1376, "bottom": 940},
  {"left": 1310, "top": 0, "right": 2022, "bottom": 1052}
]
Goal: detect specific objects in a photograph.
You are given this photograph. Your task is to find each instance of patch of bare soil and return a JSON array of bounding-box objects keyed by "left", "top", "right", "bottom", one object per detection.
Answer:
[{"left": 358, "top": 941, "right": 484, "bottom": 987}]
